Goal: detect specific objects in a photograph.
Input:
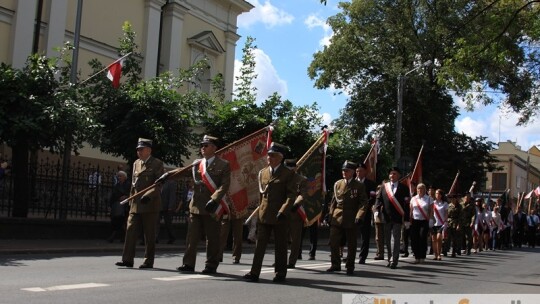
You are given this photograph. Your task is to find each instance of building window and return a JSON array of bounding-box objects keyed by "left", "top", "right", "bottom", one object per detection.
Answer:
[{"left": 492, "top": 173, "right": 507, "bottom": 191}]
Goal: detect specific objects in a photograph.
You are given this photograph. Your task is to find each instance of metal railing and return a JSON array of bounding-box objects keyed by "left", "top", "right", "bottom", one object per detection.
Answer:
[{"left": 0, "top": 158, "right": 190, "bottom": 223}]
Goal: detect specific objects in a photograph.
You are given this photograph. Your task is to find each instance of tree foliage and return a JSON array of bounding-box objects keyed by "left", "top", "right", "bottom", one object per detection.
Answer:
[
  {"left": 84, "top": 22, "right": 212, "bottom": 166},
  {"left": 308, "top": 0, "right": 525, "bottom": 188}
]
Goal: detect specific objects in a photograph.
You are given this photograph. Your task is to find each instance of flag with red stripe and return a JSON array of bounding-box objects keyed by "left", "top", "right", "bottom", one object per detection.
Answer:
[
  {"left": 408, "top": 144, "right": 424, "bottom": 196},
  {"left": 107, "top": 59, "right": 123, "bottom": 88},
  {"left": 363, "top": 138, "right": 378, "bottom": 182}
]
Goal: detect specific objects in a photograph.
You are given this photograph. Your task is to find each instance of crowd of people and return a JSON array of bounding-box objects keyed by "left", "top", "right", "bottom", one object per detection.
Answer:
[{"left": 111, "top": 136, "right": 540, "bottom": 283}]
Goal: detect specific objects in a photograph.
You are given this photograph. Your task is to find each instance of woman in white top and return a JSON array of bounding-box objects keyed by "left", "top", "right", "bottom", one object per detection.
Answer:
[
  {"left": 491, "top": 206, "right": 503, "bottom": 250},
  {"left": 472, "top": 198, "right": 486, "bottom": 253},
  {"left": 410, "top": 183, "right": 433, "bottom": 264},
  {"left": 431, "top": 189, "right": 448, "bottom": 260}
]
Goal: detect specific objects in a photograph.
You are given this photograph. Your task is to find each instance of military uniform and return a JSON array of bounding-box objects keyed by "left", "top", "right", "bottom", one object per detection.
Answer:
[
  {"left": 446, "top": 200, "right": 462, "bottom": 256},
  {"left": 328, "top": 161, "right": 368, "bottom": 274},
  {"left": 219, "top": 211, "right": 245, "bottom": 264},
  {"left": 287, "top": 167, "right": 308, "bottom": 267},
  {"left": 460, "top": 199, "right": 475, "bottom": 255},
  {"left": 119, "top": 138, "right": 164, "bottom": 268},
  {"left": 245, "top": 143, "right": 296, "bottom": 282},
  {"left": 183, "top": 157, "right": 230, "bottom": 271}
]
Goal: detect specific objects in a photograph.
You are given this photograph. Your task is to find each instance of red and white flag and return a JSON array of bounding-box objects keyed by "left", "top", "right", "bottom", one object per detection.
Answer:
[
  {"left": 219, "top": 128, "right": 271, "bottom": 218},
  {"left": 534, "top": 186, "right": 540, "bottom": 197},
  {"left": 107, "top": 59, "right": 123, "bottom": 88}
]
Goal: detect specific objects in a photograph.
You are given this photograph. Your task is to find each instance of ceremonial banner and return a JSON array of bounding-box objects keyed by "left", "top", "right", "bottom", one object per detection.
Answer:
[
  {"left": 364, "top": 139, "right": 378, "bottom": 182},
  {"left": 296, "top": 129, "right": 328, "bottom": 226},
  {"left": 220, "top": 129, "right": 270, "bottom": 218},
  {"left": 408, "top": 144, "right": 424, "bottom": 196}
]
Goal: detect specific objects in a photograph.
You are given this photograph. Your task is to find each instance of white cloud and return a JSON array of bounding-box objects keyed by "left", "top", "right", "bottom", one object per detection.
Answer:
[
  {"left": 455, "top": 116, "right": 488, "bottom": 138},
  {"left": 456, "top": 104, "right": 540, "bottom": 150},
  {"left": 238, "top": 0, "right": 294, "bottom": 29},
  {"left": 304, "top": 14, "right": 332, "bottom": 47},
  {"left": 233, "top": 48, "right": 287, "bottom": 104},
  {"left": 321, "top": 112, "right": 333, "bottom": 126}
]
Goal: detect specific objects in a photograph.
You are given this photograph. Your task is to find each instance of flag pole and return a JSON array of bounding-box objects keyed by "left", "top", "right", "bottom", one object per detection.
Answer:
[
  {"left": 79, "top": 52, "right": 133, "bottom": 86},
  {"left": 120, "top": 124, "right": 272, "bottom": 205},
  {"left": 448, "top": 170, "right": 460, "bottom": 195}
]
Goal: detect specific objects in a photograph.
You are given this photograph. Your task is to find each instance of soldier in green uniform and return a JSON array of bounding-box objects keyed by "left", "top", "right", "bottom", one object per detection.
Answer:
[
  {"left": 326, "top": 161, "right": 369, "bottom": 276},
  {"left": 460, "top": 193, "right": 475, "bottom": 255},
  {"left": 446, "top": 194, "right": 462, "bottom": 257},
  {"left": 286, "top": 159, "right": 308, "bottom": 268},
  {"left": 243, "top": 143, "right": 297, "bottom": 283},
  {"left": 116, "top": 138, "right": 164, "bottom": 269}
]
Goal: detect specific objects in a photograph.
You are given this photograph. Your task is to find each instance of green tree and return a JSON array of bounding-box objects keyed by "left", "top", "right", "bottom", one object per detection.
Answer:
[
  {"left": 0, "top": 51, "right": 94, "bottom": 217},
  {"left": 308, "top": 0, "right": 525, "bottom": 189},
  {"left": 85, "top": 22, "right": 212, "bottom": 166}
]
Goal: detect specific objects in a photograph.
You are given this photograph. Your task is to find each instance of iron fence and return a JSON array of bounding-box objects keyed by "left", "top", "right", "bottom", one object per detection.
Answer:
[{"left": 0, "top": 158, "right": 190, "bottom": 223}]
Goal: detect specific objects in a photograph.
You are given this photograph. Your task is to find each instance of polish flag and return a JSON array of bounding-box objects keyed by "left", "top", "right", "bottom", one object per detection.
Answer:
[
  {"left": 535, "top": 186, "right": 540, "bottom": 196},
  {"left": 107, "top": 59, "right": 123, "bottom": 88}
]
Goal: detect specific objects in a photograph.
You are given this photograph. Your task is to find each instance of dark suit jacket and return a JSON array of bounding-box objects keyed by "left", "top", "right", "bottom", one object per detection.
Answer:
[
  {"left": 377, "top": 181, "right": 410, "bottom": 224},
  {"left": 190, "top": 157, "right": 231, "bottom": 216},
  {"left": 130, "top": 155, "right": 164, "bottom": 214},
  {"left": 329, "top": 179, "right": 369, "bottom": 228},
  {"left": 258, "top": 165, "right": 296, "bottom": 225}
]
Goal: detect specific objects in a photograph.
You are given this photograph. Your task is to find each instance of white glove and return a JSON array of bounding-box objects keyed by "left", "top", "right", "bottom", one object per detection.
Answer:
[{"left": 404, "top": 221, "right": 411, "bottom": 229}]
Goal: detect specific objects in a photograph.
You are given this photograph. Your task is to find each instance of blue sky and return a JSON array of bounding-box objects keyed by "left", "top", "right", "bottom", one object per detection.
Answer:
[{"left": 234, "top": 0, "right": 540, "bottom": 150}]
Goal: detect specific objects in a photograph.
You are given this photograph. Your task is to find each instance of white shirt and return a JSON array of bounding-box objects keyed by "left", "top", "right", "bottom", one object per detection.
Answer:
[
  {"left": 433, "top": 200, "right": 448, "bottom": 226},
  {"left": 411, "top": 194, "right": 433, "bottom": 220}
]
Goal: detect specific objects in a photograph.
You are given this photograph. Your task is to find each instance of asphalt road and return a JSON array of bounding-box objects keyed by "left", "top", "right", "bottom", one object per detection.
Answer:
[{"left": 1, "top": 247, "right": 539, "bottom": 304}]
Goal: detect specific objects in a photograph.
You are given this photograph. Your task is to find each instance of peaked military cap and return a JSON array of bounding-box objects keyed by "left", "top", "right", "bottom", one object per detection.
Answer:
[
  {"left": 342, "top": 160, "right": 358, "bottom": 170},
  {"left": 268, "top": 142, "right": 289, "bottom": 155},
  {"left": 200, "top": 135, "right": 219, "bottom": 146},
  {"left": 136, "top": 138, "right": 152, "bottom": 149}
]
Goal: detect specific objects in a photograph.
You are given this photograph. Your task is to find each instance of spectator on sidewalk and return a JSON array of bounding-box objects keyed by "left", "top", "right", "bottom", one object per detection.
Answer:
[
  {"left": 108, "top": 171, "right": 130, "bottom": 243},
  {"left": 156, "top": 172, "right": 177, "bottom": 244}
]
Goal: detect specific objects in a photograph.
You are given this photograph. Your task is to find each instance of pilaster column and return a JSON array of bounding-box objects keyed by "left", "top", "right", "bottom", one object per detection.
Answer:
[
  {"left": 160, "top": 2, "right": 188, "bottom": 76},
  {"left": 10, "top": 0, "right": 38, "bottom": 68},
  {"left": 142, "top": 0, "right": 167, "bottom": 79},
  {"left": 44, "top": 0, "right": 68, "bottom": 58}
]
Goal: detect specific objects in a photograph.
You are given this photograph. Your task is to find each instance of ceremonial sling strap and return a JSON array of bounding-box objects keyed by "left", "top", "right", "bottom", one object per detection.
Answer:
[
  {"left": 199, "top": 159, "right": 229, "bottom": 216},
  {"left": 433, "top": 204, "right": 445, "bottom": 224},
  {"left": 384, "top": 182, "right": 404, "bottom": 217},
  {"left": 413, "top": 197, "right": 430, "bottom": 221}
]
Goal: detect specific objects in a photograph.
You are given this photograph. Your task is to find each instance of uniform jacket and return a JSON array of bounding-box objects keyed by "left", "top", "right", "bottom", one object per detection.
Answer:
[
  {"left": 290, "top": 172, "right": 308, "bottom": 223},
  {"left": 447, "top": 202, "right": 462, "bottom": 228},
  {"left": 377, "top": 181, "right": 410, "bottom": 224},
  {"left": 460, "top": 201, "right": 475, "bottom": 228},
  {"left": 258, "top": 165, "right": 296, "bottom": 225},
  {"left": 329, "top": 179, "right": 369, "bottom": 229},
  {"left": 130, "top": 156, "right": 164, "bottom": 213},
  {"left": 190, "top": 157, "right": 231, "bottom": 216}
]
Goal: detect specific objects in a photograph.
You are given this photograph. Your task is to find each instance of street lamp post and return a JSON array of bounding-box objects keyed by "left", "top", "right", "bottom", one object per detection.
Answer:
[{"left": 394, "top": 60, "right": 432, "bottom": 166}]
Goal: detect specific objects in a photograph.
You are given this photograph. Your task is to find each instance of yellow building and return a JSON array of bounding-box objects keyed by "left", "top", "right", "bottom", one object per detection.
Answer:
[
  {"left": 485, "top": 141, "right": 540, "bottom": 204},
  {"left": 0, "top": 0, "right": 253, "bottom": 165}
]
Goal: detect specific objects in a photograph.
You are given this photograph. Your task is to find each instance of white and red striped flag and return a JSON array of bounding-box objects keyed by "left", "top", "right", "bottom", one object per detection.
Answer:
[
  {"left": 408, "top": 144, "right": 424, "bottom": 196},
  {"left": 363, "top": 138, "right": 378, "bottom": 182}
]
